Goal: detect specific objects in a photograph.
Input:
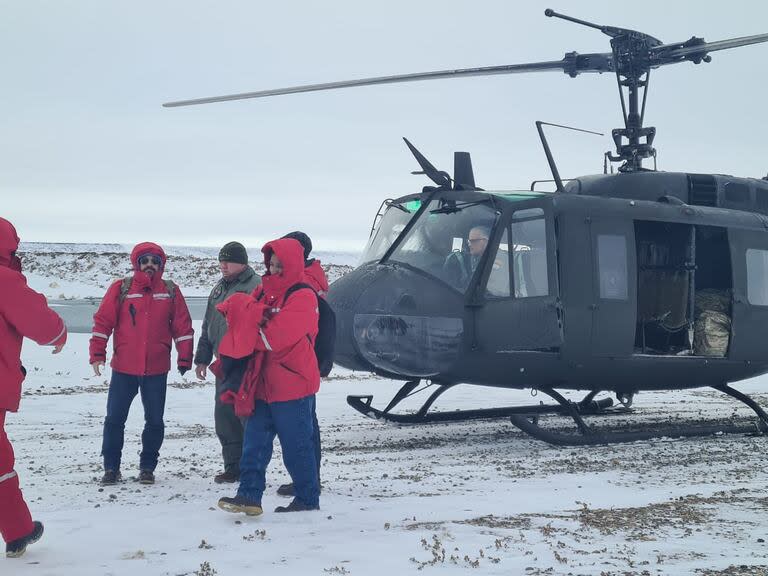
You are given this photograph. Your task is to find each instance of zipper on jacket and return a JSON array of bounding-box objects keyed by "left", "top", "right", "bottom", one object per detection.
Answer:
[{"left": 129, "top": 303, "right": 137, "bottom": 326}]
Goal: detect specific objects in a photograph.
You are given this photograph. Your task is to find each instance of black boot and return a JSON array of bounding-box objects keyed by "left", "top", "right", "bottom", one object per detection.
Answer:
[
  {"left": 138, "top": 469, "right": 155, "bottom": 485},
  {"left": 214, "top": 470, "right": 240, "bottom": 484},
  {"left": 276, "top": 482, "right": 294, "bottom": 496},
  {"left": 277, "top": 482, "right": 322, "bottom": 496},
  {"left": 6, "top": 521, "right": 44, "bottom": 558},
  {"left": 100, "top": 469, "right": 122, "bottom": 486},
  {"left": 274, "top": 499, "right": 320, "bottom": 513}
]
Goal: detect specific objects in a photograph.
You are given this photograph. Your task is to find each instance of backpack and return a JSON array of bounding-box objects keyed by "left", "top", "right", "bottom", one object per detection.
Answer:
[
  {"left": 259, "top": 282, "right": 336, "bottom": 377},
  {"left": 118, "top": 276, "right": 176, "bottom": 304}
]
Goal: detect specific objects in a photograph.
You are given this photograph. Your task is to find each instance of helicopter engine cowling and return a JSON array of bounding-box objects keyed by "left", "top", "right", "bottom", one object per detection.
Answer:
[{"left": 327, "top": 261, "right": 465, "bottom": 379}]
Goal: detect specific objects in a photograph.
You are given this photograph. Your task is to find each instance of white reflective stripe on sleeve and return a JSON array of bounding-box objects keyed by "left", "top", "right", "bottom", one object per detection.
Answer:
[
  {"left": 175, "top": 335, "right": 194, "bottom": 343},
  {"left": 92, "top": 332, "right": 109, "bottom": 340},
  {"left": 125, "top": 294, "right": 143, "bottom": 299},
  {"left": 44, "top": 325, "right": 67, "bottom": 346},
  {"left": 259, "top": 329, "right": 272, "bottom": 351},
  {"left": 153, "top": 293, "right": 171, "bottom": 299},
  {"left": 0, "top": 470, "right": 18, "bottom": 484}
]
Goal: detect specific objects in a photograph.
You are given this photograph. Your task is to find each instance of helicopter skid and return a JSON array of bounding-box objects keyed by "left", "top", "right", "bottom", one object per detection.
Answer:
[
  {"left": 346, "top": 382, "right": 615, "bottom": 425},
  {"left": 508, "top": 383, "right": 768, "bottom": 446}
]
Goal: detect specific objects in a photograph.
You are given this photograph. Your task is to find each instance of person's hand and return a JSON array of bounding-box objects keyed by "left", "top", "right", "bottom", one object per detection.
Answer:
[
  {"left": 178, "top": 366, "right": 189, "bottom": 377},
  {"left": 195, "top": 364, "right": 207, "bottom": 380},
  {"left": 52, "top": 342, "right": 65, "bottom": 354},
  {"left": 91, "top": 361, "right": 105, "bottom": 376}
]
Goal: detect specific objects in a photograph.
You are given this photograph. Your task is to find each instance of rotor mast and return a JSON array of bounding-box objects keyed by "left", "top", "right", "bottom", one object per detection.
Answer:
[{"left": 546, "top": 9, "right": 658, "bottom": 171}]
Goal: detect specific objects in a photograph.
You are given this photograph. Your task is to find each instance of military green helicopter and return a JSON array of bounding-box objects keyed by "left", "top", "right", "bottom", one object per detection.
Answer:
[{"left": 165, "top": 9, "right": 768, "bottom": 445}]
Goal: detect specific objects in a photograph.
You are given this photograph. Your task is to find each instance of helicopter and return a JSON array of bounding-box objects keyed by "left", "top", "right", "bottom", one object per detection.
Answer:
[{"left": 164, "top": 9, "right": 768, "bottom": 445}]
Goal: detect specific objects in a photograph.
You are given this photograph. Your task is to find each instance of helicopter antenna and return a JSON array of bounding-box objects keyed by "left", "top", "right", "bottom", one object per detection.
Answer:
[
  {"left": 536, "top": 121, "right": 603, "bottom": 192},
  {"left": 402, "top": 138, "right": 452, "bottom": 188}
]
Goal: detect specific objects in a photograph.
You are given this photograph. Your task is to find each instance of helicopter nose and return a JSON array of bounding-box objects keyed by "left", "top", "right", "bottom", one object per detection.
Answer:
[{"left": 327, "top": 262, "right": 465, "bottom": 378}]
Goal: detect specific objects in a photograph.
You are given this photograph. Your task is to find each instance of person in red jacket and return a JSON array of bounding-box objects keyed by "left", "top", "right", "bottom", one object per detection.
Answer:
[
  {"left": 277, "top": 231, "right": 329, "bottom": 498},
  {"left": 217, "top": 237, "right": 320, "bottom": 515},
  {"left": 89, "top": 242, "right": 193, "bottom": 486},
  {"left": 0, "top": 217, "right": 67, "bottom": 558}
]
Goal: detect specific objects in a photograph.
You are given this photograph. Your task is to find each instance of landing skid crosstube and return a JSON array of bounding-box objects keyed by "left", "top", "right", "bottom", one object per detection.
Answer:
[{"left": 346, "top": 382, "right": 617, "bottom": 425}]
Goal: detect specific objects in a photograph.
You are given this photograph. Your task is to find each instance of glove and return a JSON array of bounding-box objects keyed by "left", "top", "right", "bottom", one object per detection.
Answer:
[{"left": 178, "top": 366, "right": 189, "bottom": 376}]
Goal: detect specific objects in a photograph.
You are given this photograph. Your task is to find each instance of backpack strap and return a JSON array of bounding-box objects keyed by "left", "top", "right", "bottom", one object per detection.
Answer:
[
  {"left": 118, "top": 277, "right": 133, "bottom": 304},
  {"left": 283, "top": 282, "right": 315, "bottom": 306},
  {"left": 163, "top": 279, "right": 176, "bottom": 300}
]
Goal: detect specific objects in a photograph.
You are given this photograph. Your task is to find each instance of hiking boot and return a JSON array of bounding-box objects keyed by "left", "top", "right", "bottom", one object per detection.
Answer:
[
  {"left": 6, "top": 521, "right": 44, "bottom": 558},
  {"left": 214, "top": 470, "right": 239, "bottom": 484},
  {"left": 138, "top": 469, "right": 155, "bottom": 485},
  {"left": 274, "top": 498, "right": 320, "bottom": 513},
  {"left": 100, "top": 469, "right": 121, "bottom": 486},
  {"left": 218, "top": 495, "right": 263, "bottom": 516},
  {"left": 276, "top": 482, "right": 322, "bottom": 497},
  {"left": 276, "top": 482, "right": 294, "bottom": 496}
]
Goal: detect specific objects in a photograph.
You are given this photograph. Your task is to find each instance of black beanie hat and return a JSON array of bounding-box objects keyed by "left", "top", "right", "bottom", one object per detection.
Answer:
[
  {"left": 218, "top": 241, "right": 249, "bottom": 265},
  {"left": 281, "top": 231, "right": 312, "bottom": 260}
]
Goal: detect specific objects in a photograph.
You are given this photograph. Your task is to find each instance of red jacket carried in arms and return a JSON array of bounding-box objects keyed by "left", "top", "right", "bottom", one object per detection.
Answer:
[
  {"left": 0, "top": 218, "right": 67, "bottom": 412},
  {"left": 89, "top": 242, "right": 194, "bottom": 376},
  {"left": 217, "top": 238, "right": 320, "bottom": 404},
  {"left": 304, "top": 259, "right": 329, "bottom": 297}
]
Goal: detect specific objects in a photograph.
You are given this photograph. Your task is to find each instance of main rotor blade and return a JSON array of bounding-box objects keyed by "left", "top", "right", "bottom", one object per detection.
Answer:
[
  {"left": 163, "top": 58, "right": 586, "bottom": 108},
  {"left": 653, "top": 33, "right": 768, "bottom": 61}
]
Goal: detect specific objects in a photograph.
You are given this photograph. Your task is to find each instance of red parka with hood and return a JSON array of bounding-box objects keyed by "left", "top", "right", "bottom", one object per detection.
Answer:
[
  {"left": 89, "top": 242, "right": 194, "bottom": 376},
  {"left": 217, "top": 238, "right": 320, "bottom": 404},
  {"left": 0, "top": 218, "right": 67, "bottom": 413},
  {"left": 304, "top": 259, "right": 329, "bottom": 298}
]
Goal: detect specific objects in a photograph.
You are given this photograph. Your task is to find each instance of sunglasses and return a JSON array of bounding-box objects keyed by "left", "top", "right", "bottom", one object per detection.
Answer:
[
  {"left": 139, "top": 255, "right": 162, "bottom": 266},
  {"left": 468, "top": 237, "right": 488, "bottom": 245}
]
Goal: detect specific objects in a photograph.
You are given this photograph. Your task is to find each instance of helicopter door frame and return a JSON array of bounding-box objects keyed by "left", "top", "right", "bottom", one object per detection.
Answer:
[
  {"left": 470, "top": 198, "right": 562, "bottom": 353},
  {"left": 728, "top": 227, "right": 768, "bottom": 361},
  {"left": 589, "top": 218, "right": 637, "bottom": 357}
]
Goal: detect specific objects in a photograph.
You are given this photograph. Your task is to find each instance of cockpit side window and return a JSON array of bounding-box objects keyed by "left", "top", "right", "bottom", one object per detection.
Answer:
[
  {"left": 388, "top": 198, "right": 497, "bottom": 293},
  {"left": 511, "top": 208, "right": 549, "bottom": 298}
]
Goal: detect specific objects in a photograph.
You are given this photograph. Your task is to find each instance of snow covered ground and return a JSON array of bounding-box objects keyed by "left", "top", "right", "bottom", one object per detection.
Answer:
[
  {"left": 5, "top": 326, "right": 768, "bottom": 575},
  {"left": 5, "top": 243, "right": 768, "bottom": 574}
]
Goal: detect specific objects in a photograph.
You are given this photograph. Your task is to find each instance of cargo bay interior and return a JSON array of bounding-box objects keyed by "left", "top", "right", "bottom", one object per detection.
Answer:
[{"left": 634, "top": 221, "right": 732, "bottom": 356}]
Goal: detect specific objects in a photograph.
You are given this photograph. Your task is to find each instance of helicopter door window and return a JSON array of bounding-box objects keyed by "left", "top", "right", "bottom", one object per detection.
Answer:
[
  {"left": 597, "top": 234, "right": 628, "bottom": 300},
  {"left": 746, "top": 249, "right": 768, "bottom": 306},
  {"left": 485, "top": 228, "right": 511, "bottom": 298},
  {"left": 511, "top": 208, "right": 549, "bottom": 298}
]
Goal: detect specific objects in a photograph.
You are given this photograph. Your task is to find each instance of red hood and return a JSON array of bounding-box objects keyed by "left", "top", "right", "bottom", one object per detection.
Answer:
[
  {"left": 261, "top": 238, "right": 306, "bottom": 293},
  {"left": 0, "top": 217, "right": 21, "bottom": 270},
  {"left": 130, "top": 241, "right": 166, "bottom": 289},
  {"left": 305, "top": 259, "right": 329, "bottom": 293}
]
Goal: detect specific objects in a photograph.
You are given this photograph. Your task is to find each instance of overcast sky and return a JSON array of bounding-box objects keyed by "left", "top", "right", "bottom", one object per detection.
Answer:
[{"left": 2, "top": 1, "right": 767, "bottom": 252}]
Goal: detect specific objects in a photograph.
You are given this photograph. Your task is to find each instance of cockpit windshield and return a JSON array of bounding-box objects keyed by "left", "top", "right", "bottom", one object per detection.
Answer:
[
  {"left": 359, "top": 199, "right": 421, "bottom": 264},
  {"left": 387, "top": 198, "right": 497, "bottom": 293}
]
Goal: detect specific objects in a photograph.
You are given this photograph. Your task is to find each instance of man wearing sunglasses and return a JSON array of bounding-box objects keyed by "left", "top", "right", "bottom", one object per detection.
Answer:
[{"left": 89, "top": 242, "right": 194, "bottom": 486}]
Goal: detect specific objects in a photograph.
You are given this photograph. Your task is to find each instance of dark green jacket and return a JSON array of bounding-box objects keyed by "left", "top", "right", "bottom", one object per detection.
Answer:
[{"left": 194, "top": 266, "right": 261, "bottom": 365}]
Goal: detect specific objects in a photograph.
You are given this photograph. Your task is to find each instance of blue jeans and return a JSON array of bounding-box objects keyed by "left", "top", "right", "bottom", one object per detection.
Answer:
[
  {"left": 238, "top": 396, "right": 319, "bottom": 507},
  {"left": 102, "top": 371, "right": 168, "bottom": 472}
]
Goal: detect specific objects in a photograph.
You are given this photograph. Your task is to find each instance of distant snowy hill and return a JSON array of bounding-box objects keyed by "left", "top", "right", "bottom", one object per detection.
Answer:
[{"left": 18, "top": 243, "right": 358, "bottom": 299}]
